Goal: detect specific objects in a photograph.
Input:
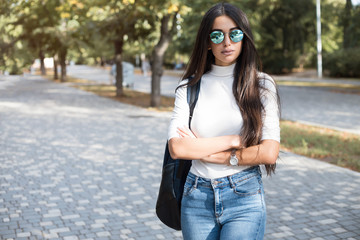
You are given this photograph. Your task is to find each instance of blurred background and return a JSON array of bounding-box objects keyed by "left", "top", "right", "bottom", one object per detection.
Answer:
[
  {"left": 1, "top": 0, "right": 360, "bottom": 109},
  {"left": 1, "top": 2, "right": 360, "bottom": 239},
  {"left": 1, "top": 0, "right": 359, "bottom": 77}
]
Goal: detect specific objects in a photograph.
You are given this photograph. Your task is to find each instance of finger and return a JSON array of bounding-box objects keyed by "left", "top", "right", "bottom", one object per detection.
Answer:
[
  {"left": 177, "top": 130, "right": 185, "bottom": 137},
  {"left": 177, "top": 129, "right": 190, "bottom": 138},
  {"left": 177, "top": 127, "right": 191, "bottom": 136},
  {"left": 177, "top": 126, "right": 197, "bottom": 138}
]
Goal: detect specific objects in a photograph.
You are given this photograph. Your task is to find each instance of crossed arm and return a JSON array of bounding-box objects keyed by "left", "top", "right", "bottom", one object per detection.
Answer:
[{"left": 168, "top": 126, "right": 279, "bottom": 166}]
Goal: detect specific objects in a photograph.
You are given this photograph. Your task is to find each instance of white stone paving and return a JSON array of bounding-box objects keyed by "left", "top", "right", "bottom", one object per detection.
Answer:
[{"left": 0, "top": 74, "right": 359, "bottom": 239}]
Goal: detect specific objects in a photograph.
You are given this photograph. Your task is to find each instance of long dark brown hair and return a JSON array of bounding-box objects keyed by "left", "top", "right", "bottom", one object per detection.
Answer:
[{"left": 181, "top": 3, "right": 280, "bottom": 175}]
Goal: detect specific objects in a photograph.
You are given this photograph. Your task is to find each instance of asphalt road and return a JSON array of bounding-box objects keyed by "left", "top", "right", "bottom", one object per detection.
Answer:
[{"left": 67, "top": 65, "right": 360, "bottom": 135}]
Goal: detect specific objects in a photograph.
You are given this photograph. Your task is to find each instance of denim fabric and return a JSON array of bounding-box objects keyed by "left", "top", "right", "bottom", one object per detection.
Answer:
[{"left": 181, "top": 166, "right": 266, "bottom": 240}]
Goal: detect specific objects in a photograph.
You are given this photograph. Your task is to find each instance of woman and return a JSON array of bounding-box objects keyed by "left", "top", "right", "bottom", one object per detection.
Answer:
[{"left": 168, "top": 3, "right": 280, "bottom": 240}]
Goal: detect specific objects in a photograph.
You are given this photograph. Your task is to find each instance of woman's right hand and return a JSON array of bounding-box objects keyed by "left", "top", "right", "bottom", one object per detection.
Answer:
[{"left": 200, "top": 151, "right": 231, "bottom": 165}]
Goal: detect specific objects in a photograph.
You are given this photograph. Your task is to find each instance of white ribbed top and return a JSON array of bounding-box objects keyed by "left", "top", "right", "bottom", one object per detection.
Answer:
[{"left": 168, "top": 63, "right": 280, "bottom": 179}]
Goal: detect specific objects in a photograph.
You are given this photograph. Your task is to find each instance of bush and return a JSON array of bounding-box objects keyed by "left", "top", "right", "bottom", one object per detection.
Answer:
[
  {"left": 323, "top": 48, "right": 360, "bottom": 78},
  {"left": 9, "top": 63, "right": 22, "bottom": 75},
  {"left": 261, "top": 49, "right": 297, "bottom": 74}
]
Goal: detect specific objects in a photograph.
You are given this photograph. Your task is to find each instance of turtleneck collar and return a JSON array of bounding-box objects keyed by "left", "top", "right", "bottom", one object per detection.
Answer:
[{"left": 209, "top": 63, "right": 235, "bottom": 77}]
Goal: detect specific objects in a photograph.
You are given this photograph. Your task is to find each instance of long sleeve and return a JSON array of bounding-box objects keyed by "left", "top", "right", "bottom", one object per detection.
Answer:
[
  {"left": 260, "top": 74, "right": 281, "bottom": 142},
  {"left": 168, "top": 80, "right": 189, "bottom": 140}
]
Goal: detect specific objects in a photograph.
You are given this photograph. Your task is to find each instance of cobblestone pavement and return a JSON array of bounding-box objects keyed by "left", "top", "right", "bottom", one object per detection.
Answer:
[{"left": 1, "top": 75, "right": 360, "bottom": 240}]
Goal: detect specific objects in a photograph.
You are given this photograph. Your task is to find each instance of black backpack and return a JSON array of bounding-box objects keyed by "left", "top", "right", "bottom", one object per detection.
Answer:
[{"left": 155, "top": 79, "right": 201, "bottom": 230}]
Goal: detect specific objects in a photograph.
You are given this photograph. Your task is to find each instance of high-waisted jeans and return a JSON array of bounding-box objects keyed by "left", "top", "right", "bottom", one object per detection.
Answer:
[{"left": 181, "top": 166, "right": 266, "bottom": 240}]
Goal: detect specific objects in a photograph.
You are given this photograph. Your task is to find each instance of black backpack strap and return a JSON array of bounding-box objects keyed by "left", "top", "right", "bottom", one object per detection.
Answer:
[
  {"left": 187, "top": 80, "right": 201, "bottom": 129},
  {"left": 176, "top": 78, "right": 201, "bottom": 179}
]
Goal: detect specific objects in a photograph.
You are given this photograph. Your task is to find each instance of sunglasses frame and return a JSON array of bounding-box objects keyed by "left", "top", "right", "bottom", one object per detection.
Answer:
[{"left": 209, "top": 29, "right": 244, "bottom": 44}]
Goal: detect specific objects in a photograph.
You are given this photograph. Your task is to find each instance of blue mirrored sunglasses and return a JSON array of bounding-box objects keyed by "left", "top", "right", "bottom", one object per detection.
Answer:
[{"left": 209, "top": 29, "right": 244, "bottom": 44}]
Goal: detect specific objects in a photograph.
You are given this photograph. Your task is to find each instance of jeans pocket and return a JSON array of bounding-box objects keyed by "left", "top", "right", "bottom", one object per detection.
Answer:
[
  {"left": 183, "top": 178, "right": 196, "bottom": 197},
  {"left": 233, "top": 175, "right": 261, "bottom": 196}
]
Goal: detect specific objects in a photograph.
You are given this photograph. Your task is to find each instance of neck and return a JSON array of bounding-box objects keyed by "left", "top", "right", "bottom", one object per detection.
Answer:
[{"left": 210, "top": 63, "right": 235, "bottom": 77}]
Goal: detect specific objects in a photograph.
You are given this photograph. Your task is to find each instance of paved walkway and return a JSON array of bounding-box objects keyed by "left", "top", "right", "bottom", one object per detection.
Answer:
[{"left": 0, "top": 74, "right": 360, "bottom": 240}]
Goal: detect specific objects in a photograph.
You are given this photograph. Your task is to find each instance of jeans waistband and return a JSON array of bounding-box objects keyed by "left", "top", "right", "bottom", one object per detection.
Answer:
[{"left": 186, "top": 166, "right": 261, "bottom": 188}]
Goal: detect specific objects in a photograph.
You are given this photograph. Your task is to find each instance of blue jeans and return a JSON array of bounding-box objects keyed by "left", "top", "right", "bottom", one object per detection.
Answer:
[{"left": 181, "top": 166, "right": 266, "bottom": 240}]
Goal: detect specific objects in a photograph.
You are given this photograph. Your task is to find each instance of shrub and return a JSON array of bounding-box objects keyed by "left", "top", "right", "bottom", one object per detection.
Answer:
[
  {"left": 261, "top": 49, "right": 297, "bottom": 74},
  {"left": 323, "top": 48, "right": 360, "bottom": 78}
]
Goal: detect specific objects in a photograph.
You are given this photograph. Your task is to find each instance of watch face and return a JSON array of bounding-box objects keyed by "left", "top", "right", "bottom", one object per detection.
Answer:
[{"left": 230, "top": 155, "right": 238, "bottom": 166}]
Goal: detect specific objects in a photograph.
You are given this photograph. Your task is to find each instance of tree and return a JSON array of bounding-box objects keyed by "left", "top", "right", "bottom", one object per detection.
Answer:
[
  {"left": 52, "top": 0, "right": 90, "bottom": 81},
  {"left": 349, "top": 5, "right": 360, "bottom": 48},
  {"left": 149, "top": 0, "right": 206, "bottom": 107},
  {"left": 150, "top": 7, "right": 178, "bottom": 107},
  {"left": 89, "top": 0, "right": 150, "bottom": 96},
  {"left": 342, "top": 0, "right": 352, "bottom": 49},
  {"left": 0, "top": 2, "right": 22, "bottom": 74},
  {"left": 323, "top": 1, "right": 360, "bottom": 77},
  {"left": 341, "top": 0, "right": 360, "bottom": 49},
  {"left": 10, "top": 0, "right": 60, "bottom": 75},
  {"left": 257, "top": 0, "right": 316, "bottom": 73},
  {"left": 2, "top": 0, "right": 91, "bottom": 79}
]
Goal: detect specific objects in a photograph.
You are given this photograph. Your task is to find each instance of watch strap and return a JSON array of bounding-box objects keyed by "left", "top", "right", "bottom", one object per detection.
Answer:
[{"left": 231, "top": 149, "right": 237, "bottom": 157}]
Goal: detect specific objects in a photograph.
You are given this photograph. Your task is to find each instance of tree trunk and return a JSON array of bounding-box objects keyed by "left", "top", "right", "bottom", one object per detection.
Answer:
[
  {"left": 151, "top": 13, "right": 177, "bottom": 107},
  {"left": 100, "top": 56, "right": 105, "bottom": 67},
  {"left": 39, "top": 50, "right": 46, "bottom": 75},
  {"left": 343, "top": 0, "right": 352, "bottom": 49},
  {"left": 151, "top": 49, "right": 165, "bottom": 107},
  {"left": 114, "top": 38, "right": 124, "bottom": 97},
  {"left": 59, "top": 47, "right": 67, "bottom": 82},
  {"left": 53, "top": 55, "right": 58, "bottom": 80}
]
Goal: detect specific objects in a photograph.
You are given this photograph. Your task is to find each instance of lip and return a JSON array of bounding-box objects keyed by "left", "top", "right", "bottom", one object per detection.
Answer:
[{"left": 221, "top": 50, "right": 234, "bottom": 55}]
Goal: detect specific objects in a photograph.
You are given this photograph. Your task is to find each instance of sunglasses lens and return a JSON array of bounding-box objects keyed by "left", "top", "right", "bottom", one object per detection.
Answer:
[
  {"left": 210, "top": 31, "right": 224, "bottom": 44},
  {"left": 230, "top": 30, "right": 244, "bottom": 43}
]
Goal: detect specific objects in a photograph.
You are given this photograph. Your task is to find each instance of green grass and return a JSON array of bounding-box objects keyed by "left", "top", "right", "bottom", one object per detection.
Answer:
[
  {"left": 280, "top": 121, "right": 360, "bottom": 171},
  {"left": 276, "top": 80, "right": 360, "bottom": 94}
]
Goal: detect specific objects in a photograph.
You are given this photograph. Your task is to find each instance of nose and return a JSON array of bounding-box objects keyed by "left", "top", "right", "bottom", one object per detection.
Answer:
[{"left": 223, "top": 32, "right": 231, "bottom": 46}]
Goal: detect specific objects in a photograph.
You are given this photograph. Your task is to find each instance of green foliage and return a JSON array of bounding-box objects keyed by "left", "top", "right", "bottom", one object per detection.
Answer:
[
  {"left": 261, "top": 50, "right": 297, "bottom": 74},
  {"left": 0, "top": 0, "right": 358, "bottom": 78},
  {"left": 12, "top": 1, "right": 61, "bottom": 53},
  {"left": 322, "top": 1, "right": 360, "bottom": 78},
  {"left": 323, "top": 47, "right": 360, "bottom": 77},
  {"left": 320, "top": 0, "right": 344, "bottom": 53},
  {"left": 257, "top": 0, "right": 316, "bottom": 73},
  {"left": 343, "top": 4, "right": 360, "bottom": 49},
  {"left": 0, "top": 7, "right": 33, "bottom": 74}
]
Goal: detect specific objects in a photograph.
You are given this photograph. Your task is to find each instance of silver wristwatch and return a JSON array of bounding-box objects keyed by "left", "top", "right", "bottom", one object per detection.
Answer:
[{"left": 229, "top": 149, "right": 239, "bottom": 166}]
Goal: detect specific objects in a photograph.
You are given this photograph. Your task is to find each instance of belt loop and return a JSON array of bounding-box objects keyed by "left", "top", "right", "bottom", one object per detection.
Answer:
[
  {"left": 194, "top": 176, "right": 199, "bottom": 189},
  {"left": 257, "top": 166, "right": 262, "bottom": 177},
  {"left": 227, "top": 175, "right": 235, "bottom": 188}
]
